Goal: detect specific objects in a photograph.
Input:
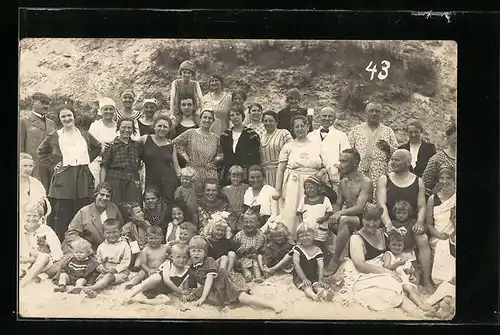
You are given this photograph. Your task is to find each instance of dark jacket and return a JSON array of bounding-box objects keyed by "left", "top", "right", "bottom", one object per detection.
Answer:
[
  {"left": 398, "top": 140, "right": 437, "bottom": 177},
  {"left": 220, "top": 127, "right": 261, "bottom": 180},
  {"left": 277, "top": 106, "right": 313, "bottom": 138}
]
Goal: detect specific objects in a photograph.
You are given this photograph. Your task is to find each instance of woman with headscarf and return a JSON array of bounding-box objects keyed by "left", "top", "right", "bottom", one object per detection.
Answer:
[
  {"left": 277, "top": 88, "right": 313, "bottom": 138},
  {"left": 170, "top": 60, "right": 204, "bottom": 117},
  {"left": 204, "top": 74, "right": 233, "bottom": 136},
  {"left": 37, "top": 106, "right": 101, "bottom": 240},
  {"left": 348, "top": 102, "right": 399, "bottom": 202},
  {"left": 88, "top": 98, "right": 118, "bottom": 188},
  {"left": 116, "top": 89, "right": 142, "bottom": 140},
  {"left": 137, "top": 98, "right": 159, "bottom": 136},
  {"left": 398, "top": 120, "right": 436, "bottom": 178}
]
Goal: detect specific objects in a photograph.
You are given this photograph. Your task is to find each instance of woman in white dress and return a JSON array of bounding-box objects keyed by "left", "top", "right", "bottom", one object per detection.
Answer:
[
  {"left": 204, "top": 75, "right": 233, "bottom": 137},
  {"left": 19, "top": 153, "right": 50, "bottom": 220}
]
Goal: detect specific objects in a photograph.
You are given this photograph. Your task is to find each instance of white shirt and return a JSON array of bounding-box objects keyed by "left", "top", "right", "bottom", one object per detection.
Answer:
[
  {"left": 232, "top": 130, "right": 242, "bottom": 153},
  {"left": 307, "top": 125, "right": 350, "bottom": 183},
  {"left": 409, "top": 142, "right": 421, "bottom": 169},
  {"left": 88, "top": 119, "right": 118, "bottom": 146},
  {"left": 243, "top": 184, "right": 278, "bottom": 217},
  {"left": 20, "top": 224, "right": 63, "bottom": 262},
  {"left": 297, "top": 196, "right": 333, "bottom": 242},
  {"left": 57, "top": 128, "right": 91, "bottom": 166}
]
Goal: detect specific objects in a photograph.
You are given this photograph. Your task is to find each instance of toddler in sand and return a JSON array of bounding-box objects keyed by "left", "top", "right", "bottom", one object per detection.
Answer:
[
  {"left": 84, "top": 219, "right": 131, "bottom": 298},
  {"left": 125, "top": 226, "right": 169, "bottom": 289},
  {"left": 53, "top": 239, "right": 99, "bottom": 294},
  {"left": 262, "top": 222, "right": 295, "bottom": 275}
]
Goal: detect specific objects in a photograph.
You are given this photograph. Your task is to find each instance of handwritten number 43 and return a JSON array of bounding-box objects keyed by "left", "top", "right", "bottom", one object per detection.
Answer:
[{"left": 365, "top": 60, "right": 391, "bottom": 81}]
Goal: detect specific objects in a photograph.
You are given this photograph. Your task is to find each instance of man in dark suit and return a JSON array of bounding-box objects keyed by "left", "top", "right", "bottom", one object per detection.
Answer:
[
  {"left": 20, "top": 92, "right": 56, "bottom": 191},
  {"left": 398, "top": 120, "right": 436, "bottom": 178}
]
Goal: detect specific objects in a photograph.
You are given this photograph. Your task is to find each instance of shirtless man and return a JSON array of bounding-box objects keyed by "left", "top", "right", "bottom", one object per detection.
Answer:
[
  {"left": 377, "top": 149, "right": 433, "bottom": 292},
  {"left": 324, "top": 148, "right": 372, "bottom": 276}
]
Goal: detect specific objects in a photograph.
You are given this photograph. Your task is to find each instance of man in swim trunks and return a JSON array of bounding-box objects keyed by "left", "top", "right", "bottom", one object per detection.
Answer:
[{"left": 324, "top": 148, "right": 372, "bottom": 276}]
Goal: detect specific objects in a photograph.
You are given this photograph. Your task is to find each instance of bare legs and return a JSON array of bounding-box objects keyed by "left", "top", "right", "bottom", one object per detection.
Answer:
[
  {"left": 124, "top": 273, "right": 163, "bottom": 302},
  {"left": 125, "top": 270, "right": 148, "bottom": 289},
  {"left": 53, "top": 273, "right": 87, "bottom": 294},
  {"left": 238, "top": 292, "right": 283, "bottom": 314},
  {"left": 20, "top": 253, "right": 51, "bottom": 288},
  {"left": 325, "top": 216, "right": 360, "bottom": 276},
  {"left": 414, "top": 234, "right": 434, "bottom": 292}
]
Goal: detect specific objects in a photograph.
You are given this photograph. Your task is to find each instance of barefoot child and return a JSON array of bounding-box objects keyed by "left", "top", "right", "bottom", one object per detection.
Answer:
[
  {"left": 170, "top": 60, "right": 204, "bottom": 117},
  {"left": 121, "top": 202, "right": 150, "bottom": 270},
  {"left": 233, "top": 210, "right": 266, "bottom": 283},
  {"left": 84, "top": 219, "right": 131, "bottom": 298},
  {"left": 206, "top": 215, "right": 239, "bottom": 273},
  {"left": 185, "top": 235, "right": 283, "bottom": 313},
  {"left": 53, "top": 239, "right": 99, "bottom": 294},
  {"left": 125, "top": 226, "right": 168, "bottom": 289},
  {"left": 173, "top": 167, "right": 198, "bottom": 225},
  {"left": 124, "top": 243, "right": 191, "bottom": 305},
  {"left": 292, "top": 223, "right": 334, "bottom": 302},
  {"left": 262, "top": 222, "right": 295, "bottom": 275},
  {"left": 383, "top": 230, "right": 431, "bottom": 311}
]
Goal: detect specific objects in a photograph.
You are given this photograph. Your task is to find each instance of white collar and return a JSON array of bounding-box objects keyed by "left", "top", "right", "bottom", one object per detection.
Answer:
[{"left": 32, "top": 111, "right": 44, "bottom": 119}]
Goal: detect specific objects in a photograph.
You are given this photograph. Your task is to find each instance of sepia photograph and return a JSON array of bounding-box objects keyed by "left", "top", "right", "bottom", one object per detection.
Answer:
[{"left": 18, "top": 38, "right": 457, "bottom": 320}]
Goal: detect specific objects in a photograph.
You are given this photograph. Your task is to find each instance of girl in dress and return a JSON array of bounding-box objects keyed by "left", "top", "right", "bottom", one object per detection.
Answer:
[
  {"left": 292, "top": 223, "right": 334, "bottom": 302},
  {"left": 185, "top": 235, "right": 283, "bottom": 313},
  {"left": 221, "top": 165, "right": 250, "bottom": 235},
  {"left": 206, "top": 214, "right": 239, "bottom": 272},
  {"left": 174, "top": 167, "right": 198, "bottom": 226},
  {"left": 197, "top": 178, "right": 228, "bottom": 234},
  {"left": 204, "top": 74, "right": 232, "bottom": 136},
  {"left": 170, "top": 60, "right": 204, "bottom": 118},
  {"left": 262, "top": 222, "right": 294, "bottom": 276}
]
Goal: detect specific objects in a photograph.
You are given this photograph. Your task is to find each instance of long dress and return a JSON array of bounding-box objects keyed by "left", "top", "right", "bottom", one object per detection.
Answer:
[
  {"left": 172, "top": 129, "right": 219, "bottom": 193},
  {"left": 142, "top": 136, "right": 180, "bottom": 202},
  {"left": 204, "top": 91, "right": 233, "bottom": 137},
  {"left": 348, "top": 123, "right": 399, "bottom": 202},
  {"left": 260, "top": 129, "right": 293, "bottom": 188},
  {"left": 278, "top": 139, "right": 323, "bottom": 236}
]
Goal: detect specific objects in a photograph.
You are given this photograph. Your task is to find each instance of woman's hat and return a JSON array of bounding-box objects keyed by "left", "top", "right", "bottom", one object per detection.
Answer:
[
  {"left": 286, "top": 88, "right": 301, "bottom": 100},
  {"left": 142, "top": 98, "right": 158, "bottom": 108},
  {"left": 179, "top": 60, "right": 195, "bottom": 74},
  {"left": 304, "top": 175, "right": 322, "bottom": 187},
  {"left": 121, "top": 89, "right": 136, "bottom": 99},
  {"left": 99, "top": 97, "right": 116, "bottom": 110}
]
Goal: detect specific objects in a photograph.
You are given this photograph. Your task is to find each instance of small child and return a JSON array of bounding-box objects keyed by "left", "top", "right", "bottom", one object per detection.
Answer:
[
  {"left": 165, "top": 201, "right": 191, "bottom": 243},
  {"left": 124, "top": 226, "right": 169, "bottom": 290},
  {"left": 221, "top": 165, "right": 250, "bottom": 235},
  {"left": 391, "top": 200, "right": 418, "bottom": 260},
  {"left": 124, "top": 242, "right": 191, "bottom": 305},
  {"left": 206, "top": 216, "right": 239, "bottom": 273},
  {"left": 185, "top": 235, "right": 283, "bottom": 313},
  {"left": 165, "top": 221, "right": 197, "bottom": 255},
  {"left": 296, "top": 176, "right": 333, "bottom": 258},
  {"left": 174, "top": 167, "right": 198, "bottom": 226},
  {"left": 170, "top": 60, "right": 204, "bottom": 117},
  {"left": 292, "top": 223, "right": 334, "bottom": 302},
  {"left": 84, "top": 219, "right": 131, "bottom": 299},
  {"left": 233, "top": 210, "right": 266, "bottom": 283},
  {"left": 262, "top": 222, "right": 295, "bottom": 275},
  {"left": 36, "top": 234, "right": 51, "bottom": 254},
  {"left": 53, "top": 239, "right": 99, "bottom": 294},
  {"left": 121, "top": 202, "right": 150, "bottom": 270},
  {"left": 383, "top": 230, "right": 431, "bottom": 311}
]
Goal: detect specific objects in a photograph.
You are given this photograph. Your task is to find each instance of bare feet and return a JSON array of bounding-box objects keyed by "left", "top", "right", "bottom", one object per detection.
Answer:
[
  {"left": 324, "top": 260, "right": 339, "bottom": 277},
  {"left": 323, "top": 289, "right": 335, "bottom": 302},
  {"left": 84, "top": 289, "right": 98, "bottom": 299},
  {"left": 32, "top": 276, "right": 42, "bottom": 284},
  {"left": 53, "top": 285, "right": 66, "bottom": 293},
  {"left": 419, "top": 303, "right": 432, "bottom": 311},
  {"left": 68, "top": 287, "right": 82, "bottom": 294},
  {"left": 254, "top": 277, "right": 264, "bottom": 284},
  {"left": 273, "top": 303, "right": 285, "bottom": 314}
]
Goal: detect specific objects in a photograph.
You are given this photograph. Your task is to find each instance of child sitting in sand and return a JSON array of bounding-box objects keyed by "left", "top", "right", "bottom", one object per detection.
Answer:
[
  {"left": 124, "top": 242, "right": 191, "bottom": 305},
  {"left": 53, "top": 239, "right": 99, "bottom": 294},
  {"left": 296, "top": 176, "right": 333, "bottom": 257},
  {"left": 383, "top": 230, "right": 431, "bottom": 311},
  {"left": 165, "top": 221, "right": 197, "bottom": 255},
  {"left": 174, "top": 168, "right": 198, "bottom": 225},
  {"left": 121, "top": 202, "right": 150, "bottom": 270},
  {"left": 170, "top": 60, "right": 204, "bottom": 117},
  {"left": 206, "top": 214, "right": 239, "bottom": 273},
  {"left": 262, "top": 222, "right": 295, "bottom": 275},
  {"left": 233, "top": 210, "right": 267, "bottom": 283},
  {"left": 184, "top": 235, "right": 283, "bottom": 313},
  {"left": 292, "top": 223, "right": 334, "bottom": 302},
  {"left": 165, "top": 201, "right": 191, "bottom": 243},
  {"left": 84, "top": 219, "right": 131, "bottom": 299},
  {"left": 125, "top": 226, "right": 169, "bottom": 290}
]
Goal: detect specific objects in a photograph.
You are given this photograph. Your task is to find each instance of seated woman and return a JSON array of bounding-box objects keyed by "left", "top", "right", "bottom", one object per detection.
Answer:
[
  {"left": 341, "top": 203, "right": 425, "bottom": 316},
  {"left": 197, "top": 178, "right": 228, "bottom": 234},
  {"left": 20, "top": 202, "right": 63, "bottom": 288}
]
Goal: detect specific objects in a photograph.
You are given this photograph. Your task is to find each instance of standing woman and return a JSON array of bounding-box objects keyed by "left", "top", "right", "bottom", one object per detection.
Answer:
[
  {"left": 172, "top": 109, "right": 219, "bottom": 193},
  {"left": 244, "top": 103, "right": 266, "bottom": 138},
  {"left": 37, "top": 106, "right": 101, "bottom": 241},
  {"left": 169, "top": 93, "right": 199, "bottom": 140},
  {"left": 88, "top": 98, "right": 118, "bottom": 188},
  {"left": 219, "top": 106, "right": 261, "bottom": 185},
  {"left": 116, "top": 89, "right": 141, "bottom": 140},
  {"left": 100, "top": 117, "right": 143, "bottom": 205},
  {"left": 259, "top": 111, "right": 293, "bottom": 188},
  {"left": 273, "top": 115, "right": 326, "bottom": 237},
  {"left": 277, "top": 88, "right": 313, "bottom": 138},
  {"left": 138, "top": 114, "right": 180, "bottom": 202},
  {"left": 398, "top": 120, "right": 436, "bottom": 178},
  {"left": 348, "top": 102, "right": 399, "bottom": 202},
  {"left": 204, "top": 74, "right": 232, "bottom": 136},
  {"left": 137, "top": 98, "right": 159, "bottom": 136}
]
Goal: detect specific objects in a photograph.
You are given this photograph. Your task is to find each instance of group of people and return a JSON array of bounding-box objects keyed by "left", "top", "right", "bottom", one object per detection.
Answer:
[{"left": 18, "top": 59, "right": 457, "bottom": 317}]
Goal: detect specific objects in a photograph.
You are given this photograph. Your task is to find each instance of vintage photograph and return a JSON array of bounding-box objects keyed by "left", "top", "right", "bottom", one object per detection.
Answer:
[{"left": 18, "top": 38, "right": 457, "bottom": 320}]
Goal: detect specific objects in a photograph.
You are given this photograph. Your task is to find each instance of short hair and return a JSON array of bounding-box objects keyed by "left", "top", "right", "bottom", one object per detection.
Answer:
[
  {"left": 153, "top": 114, "right": 172, "bottom": 128},
  {"left": 178, "top": 166, "right": 197, "bottom": 180},
  {"left": 171, "top": 242, "right": 189, "bottom": 255},
  {"left": 200, "top": 109, "right": 215, "bottom": 120},
  {"left": 147, "top": 225, "right": 164, "bottom": 236},
  {"left": 231, "top": 89, "right": 248, "bottom": 102},
  {"left": 406, "top": 119, "right": 424, "bottom": 132},
  {"left": 439, "top": 166, "right": 455, "bottom": 178},
  {"left": 296, "top": 223, "right": 315, "bottom": 236},
  {"left": 445, "top": 123, "right": 457, "bottom": 137},
  {"left": 243, "top": 208, "right": 260, "bottom": 221},
  {"left": 229, "top": 105, "right": 246, "bottom": 121},
  {"left": 291, "top": 114, "right": 308, "bottom": 127},
  {"left": 20, "top": 152, "right": 34, "bottom": 161},
  {"left": 248, "top": 103, "right": 263, "bottom": 112},
  {"left": 179, "top": 221, "right": 198, "bottom": 235},
  {"left": 55, "top": 106, "right": 78, "bottom": 128},
  {"left": 269, "top": 222, "right": 290, "bottom": 238},
  {"left": 228, "top": 165, "right": 245, "bottom": 176},
  {"left": 203, "top": 178, "right": 220, "bottom": 191},
  {"left": 262, "top": 110, "right": 278, "bottom": 122},
  {"left": 209, "top": 74, "right": 224, "bottom": 86},
  {"left": 94, "top": 182, "right": 112, "bottom": 197},
  {"left": 342, "top": 148, "right": 361, "bottom": 167},
  {"left": 178, "top": 92, "right": 196, "bottom": 109},
  {"left": 362, "top": 203, "right": 383, "bottom": 220},
  {"left": 103, "top": 218, "right": 120, "bottom": 231},
  {"left": 143, "top": 186, "right": 160, "bottom": 200},
  {"left": 116, "top": 117, "right": 137, "bottom": 135},
  {"left": 166, "top": 200, "right": 191, "bottom": 223},
  {"left": 70, "top": 239, "right": 92, "bottom": 253},
  {"left": 188, "top": 235, "right": 209, "bottom": 251},
  {"left": 32, "top": 92, "right": 51, "bottom": 103},
  {"left": 248, "top": 165, "right": 265, "bottom": 176},
  {"left": 392, "top": 200, "right": 413, "bottom": 218},
  {"left": 387, "top": 229, "right": 405, "bottom": 243}
]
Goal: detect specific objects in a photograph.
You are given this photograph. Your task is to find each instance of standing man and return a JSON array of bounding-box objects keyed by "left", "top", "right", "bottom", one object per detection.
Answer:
[
  {"left": 20, "top": 92, "right": 56, "bottom": 191},
  {"left": 324, "top": 148, "right": 372, "bottom": 276},
  {"left": 308, "top": 107, "right": 350, "bottom": 193}
]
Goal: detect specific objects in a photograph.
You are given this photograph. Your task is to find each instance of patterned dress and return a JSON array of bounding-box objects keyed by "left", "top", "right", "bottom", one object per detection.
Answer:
[
  {"left": 348, "top": 123, "right": 399, "bottom": 202},
  {"left": 172, "top": 129, "right": 219, "bottom": 193},
  {"left": 204, "top": 91, "right": 233, "bottom": 137},
  {"left": 422, "top": 150, "right": 456, "bottom": 196},
  {"left": 221, "top": 183, "right": 250, "bottom": 233},
  {"left": 233, "top": 229, "right": 266, "bottom": 269},
  {"left": 246, "top": 122, "right": 266, "bottom": 139},
  {"left": 197, "top": 197, "right": 228, "bottom": 233},
  {"left": 260, "top": 129, "right": 293, "bottom": 188}
]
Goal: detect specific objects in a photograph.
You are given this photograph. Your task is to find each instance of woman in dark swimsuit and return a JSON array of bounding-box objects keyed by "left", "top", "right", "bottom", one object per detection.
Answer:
[
  {"left": 137, "top": 98, "right": 159, "bottom": 136},
  {"left": 138, "top": 115, "right": 181, "bottom": 202}
]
